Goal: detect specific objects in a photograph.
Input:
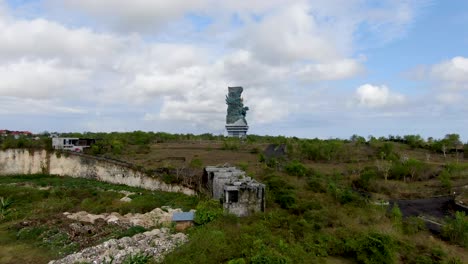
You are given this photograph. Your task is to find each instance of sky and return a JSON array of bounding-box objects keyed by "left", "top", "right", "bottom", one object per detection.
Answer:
[{"left": 0, "top": 0, "right": 467, "bottom": 140}]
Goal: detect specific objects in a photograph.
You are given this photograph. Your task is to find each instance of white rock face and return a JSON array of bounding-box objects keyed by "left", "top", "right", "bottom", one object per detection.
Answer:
[
  {"left": 0, "top": 149, "right": 195, "bottom": 195},
  {"left": 48, "top": 228, "right": 187, "bottom": 264}
]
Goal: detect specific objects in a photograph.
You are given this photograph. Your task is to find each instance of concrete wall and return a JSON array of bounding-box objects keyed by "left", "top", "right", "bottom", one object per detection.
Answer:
[
  {"left": 0, "top": 149, "right": 195, "bottom": 196},
  {"left": 223, "top": 185, "right": 265, "bottom": 217}
]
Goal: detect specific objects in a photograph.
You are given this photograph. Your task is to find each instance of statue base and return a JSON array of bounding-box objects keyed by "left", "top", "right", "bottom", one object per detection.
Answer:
[{"left": 226, "top": 124, "right": 248, "bottom": 138}]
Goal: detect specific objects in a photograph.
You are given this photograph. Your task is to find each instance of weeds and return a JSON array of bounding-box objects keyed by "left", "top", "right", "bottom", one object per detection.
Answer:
[
  {"left": 0, "top": 196, "right": 13, "bottom": 220},
  {"left": 442, "top": 211, "right": 468, "bottom": 247}
]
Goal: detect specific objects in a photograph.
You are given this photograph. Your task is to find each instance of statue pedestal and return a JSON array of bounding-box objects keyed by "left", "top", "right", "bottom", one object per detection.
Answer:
[{"left": 225, "top": 124, "right": 248, "bottom": 138}]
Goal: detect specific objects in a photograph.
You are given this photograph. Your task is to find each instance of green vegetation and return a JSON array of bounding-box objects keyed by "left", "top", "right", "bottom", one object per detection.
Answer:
[
  {"left": 1, "top": 132, "right": 467, "bottom": 263},
  {"left": 442, "top": 212, "right": 468, "bottom": 247},
  {"left": 122, "top": 252, "right": 154, "bottom": 264},
  {"left": 194, "top": 200, "right": 224, "bottom": 225},
  {"left": 0, "top": 174, "right": 199, "bottom": 262}
]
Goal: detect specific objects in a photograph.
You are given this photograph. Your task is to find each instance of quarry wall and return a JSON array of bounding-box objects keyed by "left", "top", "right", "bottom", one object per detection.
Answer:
[{"left": 0, "top": 149, "right": 195, "bottom": 196}]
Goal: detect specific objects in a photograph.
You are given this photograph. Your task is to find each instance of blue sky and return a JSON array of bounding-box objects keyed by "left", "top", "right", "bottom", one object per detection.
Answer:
[{"left": 0, "top": 0, "right": 466, "bottom": 141}]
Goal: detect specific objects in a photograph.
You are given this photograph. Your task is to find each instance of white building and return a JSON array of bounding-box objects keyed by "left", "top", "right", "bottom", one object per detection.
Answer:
[{"left": 52, "top": 137, "right": 95, "bottom": 152}]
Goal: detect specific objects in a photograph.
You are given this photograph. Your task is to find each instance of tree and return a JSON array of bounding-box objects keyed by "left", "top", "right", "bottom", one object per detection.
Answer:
[
  {"left": 405, "top": 159, "right": 424, "bottom": 181},
  {"left": 376, "top": 159, "right": 392, "bottom": 181}
]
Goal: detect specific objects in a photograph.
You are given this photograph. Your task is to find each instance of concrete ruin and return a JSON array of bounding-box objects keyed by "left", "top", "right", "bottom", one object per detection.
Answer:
[{"left": 203, "top": 166, "right": 265, "bottom": 217}]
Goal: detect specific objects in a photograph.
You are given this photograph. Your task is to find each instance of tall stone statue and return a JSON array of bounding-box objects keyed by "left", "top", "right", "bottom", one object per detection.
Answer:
[{"left": 225, "top": 86, "right": 249, "bottom": 137}]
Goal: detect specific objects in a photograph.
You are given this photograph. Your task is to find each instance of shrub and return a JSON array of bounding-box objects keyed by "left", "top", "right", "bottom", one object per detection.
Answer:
[
  {"left": 284, "top": 161, "right": 308, "bottom": 177},
  {"left": 194, "top": 200, "right": 224, "bottom": 225},
  {"left": 264, "top": 175, "right": 297, "bottom": 209},
  {"left": 441, "top": 211, "right": 468, "bottom": 247},
  {"left": 222, "top": 140, "right": 239, "bottom": 151},
  {"left": 306, "top": 170, "right": 327, "bottom": 193},
  {"left": 190, "top": 158, "right": 203, "bottom": 169},
  {"left": 0, "top": 196, "right": 13, "bottom": 221},
  {"left": 438, "top": 170, "right": 452, "bottom": 190},
  {"left": 348, "top": 232, "right": 395, "bottom": 264},
  {"left": 122, "top": 252, "right": 152, "bottom": 264},
  {"left": 390, "top": 203, "right": 403, "bottom": 231},
  {"left": 402, "top": 217, "right": 426, "bottom": 235},
  {"left": 353, "top": 168, "right": 378, "bottom": 191},
  {"left": 237, "top": 162, "right": 248, "bottom": 171}
]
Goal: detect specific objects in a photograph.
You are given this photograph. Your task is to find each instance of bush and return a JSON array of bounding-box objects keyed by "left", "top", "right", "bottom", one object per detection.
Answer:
[
  {"left": 190, "top": 158, "right": 203, "bottom": 169},
  {"left": 264, "top": 175, "right": 297, "bottom": 209},
  {"left": 306, "top": 170, "right": 327, "bottom": 193},
  {"left": 122, "top": 252, "right": 152, "bottom": 264},
  {"left": 438, "top": 170, "right": 452, "bottom": 190},
  {"left": 194, "top": 200, "right": 224, "bottom": 225},
  {"left": 390, "top": 203, "right": 403, "bottom": 231},
  {"left": 222, "top": 140, "right": 239, "bottom": 151},
  {"left": 442, "top": 211, "right": 468, "bottom": 247},
  {"left": 353, "top": 168, "right": 378, "bottom": 191},
  {"left": 0, "top": 196, "right": 13, "bottom": 221},
  {"left": 348, "top": 232, "right": 395, "bottom": 264},
  {"left": 284, "top": 161, "right": 308, "bottom": 177},
  {"left": 402, "top": 217, "right": 426, "bottom": 235}
]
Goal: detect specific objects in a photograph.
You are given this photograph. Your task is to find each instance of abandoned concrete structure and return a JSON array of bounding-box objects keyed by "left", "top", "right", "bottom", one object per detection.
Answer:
[
  {"left": 52, "top": 137, "right": 96, "bottom": 152},
  {"left": 203, "top": 166, "right": 265, "bottom": 217}
]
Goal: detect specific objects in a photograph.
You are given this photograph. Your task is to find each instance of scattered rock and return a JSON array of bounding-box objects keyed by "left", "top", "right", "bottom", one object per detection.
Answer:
[
  {"left": 64, "top": 207, "right": 191, "bottom": 228},
  {"left": 48, "top": 228, "right": 188, "bottom": 264},
  {"left": 120, "top": 196, "right": 132, "bottom": 202}
]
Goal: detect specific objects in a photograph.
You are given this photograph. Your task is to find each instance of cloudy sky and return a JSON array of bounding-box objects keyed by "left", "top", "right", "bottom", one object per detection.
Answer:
[{"left": 0, "top": 0, "right": 466, "bottom": 140}]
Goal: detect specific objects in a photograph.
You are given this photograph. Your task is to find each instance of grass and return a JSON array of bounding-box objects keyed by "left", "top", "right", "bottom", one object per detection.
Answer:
[
  {"left": 0, "top": 174, "right": 199, "bottom": 263},
  {"left": 1, "top": 137, "right": 467, "bottom": 263},
  {"left": 157, "top": 140, "right": 467, "bottom": 263}
]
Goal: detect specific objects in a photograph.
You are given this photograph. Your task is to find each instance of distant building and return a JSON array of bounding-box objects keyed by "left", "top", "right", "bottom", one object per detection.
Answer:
[
  {"left": 52, "top": 137, "right": 96, "bottom": 152},
  {"left": 0, "top": 130, "right": 33, "bottom": 138},
  {"left": 172, "top": 212, "right": 195, "bottom": 231},
  {"left": 203, "top": 165, "right": 265, "bottom": 217}
]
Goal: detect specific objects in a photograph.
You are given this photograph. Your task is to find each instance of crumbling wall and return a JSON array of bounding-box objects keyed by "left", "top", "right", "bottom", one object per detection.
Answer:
[
  {"left": 224, "top": 186, "right": 265, "bottom": 217},
  {"left": 0, "top": 149, "right": 195, "bottom": 195},
  {"left": 205, "top": 166, "right": 245, "bottom": 199},
  {"left": 205, "top": 166, "right": 265, "bottom": 217}
]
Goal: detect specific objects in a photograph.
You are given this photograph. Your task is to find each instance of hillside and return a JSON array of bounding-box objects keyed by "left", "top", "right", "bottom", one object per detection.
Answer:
[{"left": 0, "top": 132, "right": 467, "bottom": 263}]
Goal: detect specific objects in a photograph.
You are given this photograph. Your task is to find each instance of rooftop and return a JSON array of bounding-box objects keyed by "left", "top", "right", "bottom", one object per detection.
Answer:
[{"left": 172, "top": 211, "right": 195, "bottom": 222}]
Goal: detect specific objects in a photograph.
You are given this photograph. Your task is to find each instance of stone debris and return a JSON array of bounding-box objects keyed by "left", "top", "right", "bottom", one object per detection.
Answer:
[
  {"left": 48, "top": 228, "right": 187, "bottom": 264},
  {"left": 120, "top": 196, "right": 132, "bottom": 202},
  {"left": 117, "top": 190, "right": 135, "bottom": 201},
  {"left": 64, "top": 207, "right": 195, "bottom": 228}
]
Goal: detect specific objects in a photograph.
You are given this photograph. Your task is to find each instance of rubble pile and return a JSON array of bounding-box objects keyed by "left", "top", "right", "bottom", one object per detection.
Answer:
[
  {"left": 64, "top": 206, "right": 193, "bottom": 228},
  {"left": 49, "top": 228, "right": 187, "bottom": 264}
]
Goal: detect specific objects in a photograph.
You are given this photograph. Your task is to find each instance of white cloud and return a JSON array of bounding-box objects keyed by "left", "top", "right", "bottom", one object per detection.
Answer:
[
  {"left": 354, "top": 84, "right": 406, "bottom": 108},
  {"left": 0, "top": 96, "right": 86, "bottom": 115},
  {"left": 250, "top": 97, "right": 290, "bottom": 124},
  {"left": 0, "top": 17, "right": 124, "bottom": 64},
  {"left": 237, "top": 3, "right": 341, "bottom": 64},
  {"left": 436, "top": 93, "right": 463, "bottom": 104},
  {"left": 51, "top": 0, "right": 209, "bottom": 33},
  {"left": 430, "top": 56, "right": 468, "bottom": 87},
  {"left": 0, "top": 59, "right": 90, "bottom": 99},
  {"left": 0, "top": 0, "right": 433, "bottom": 134},
  {"left": 407, "top": 56, "right": 468, "bottom": 102},
  {"left": 296, "top": 59, "right": 364, "bottom": 81}
]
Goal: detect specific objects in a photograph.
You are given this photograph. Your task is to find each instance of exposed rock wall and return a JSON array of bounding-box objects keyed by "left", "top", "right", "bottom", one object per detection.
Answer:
[{"left": 0, "top": 149, "right": 195, "bottom": 195}]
